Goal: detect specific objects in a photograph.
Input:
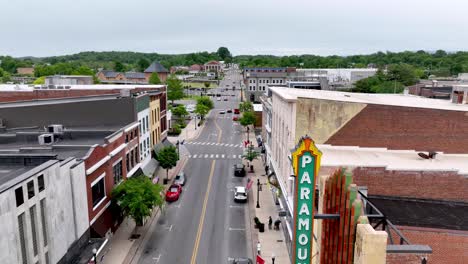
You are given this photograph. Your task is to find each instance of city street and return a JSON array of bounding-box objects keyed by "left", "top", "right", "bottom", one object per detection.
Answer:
[{"left": 136, "top": 68, "right": 253, "bottom": 264}]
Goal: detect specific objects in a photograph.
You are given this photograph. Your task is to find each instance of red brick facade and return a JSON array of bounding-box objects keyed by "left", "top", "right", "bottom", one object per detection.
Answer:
[
  {"left": 326, "top": 104, "right": 468, "bottom": 154},
  {"left": 84, "top": 127, "right": 139, "bottom": 237},
  {"left": 388, "top": 226, "right": 468, "bottom": 264},
  {"left": 352, "top": 167, "right": 468, "bottom": 202}
]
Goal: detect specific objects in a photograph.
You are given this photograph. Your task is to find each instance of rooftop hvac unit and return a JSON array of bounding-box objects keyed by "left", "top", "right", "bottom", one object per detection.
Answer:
[
  {"left": 48, "top": 124, "right": 64, "bottom": 134},
  {"left": 38, "top": 134, "right": 54, "bottom": 145}
]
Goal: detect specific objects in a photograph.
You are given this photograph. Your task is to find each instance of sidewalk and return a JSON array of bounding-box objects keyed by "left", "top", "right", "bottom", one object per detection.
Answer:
[
  {"left": 167, "top": 113, "right": 206, "bottom": 144},
  {"left": 245, "top": 128, "right": 291, "bottom": 264}
]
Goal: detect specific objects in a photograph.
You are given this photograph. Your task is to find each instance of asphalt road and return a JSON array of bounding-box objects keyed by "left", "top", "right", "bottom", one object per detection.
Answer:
[{"left": 137, "top": 68, "right": 252, "bottom": 264}]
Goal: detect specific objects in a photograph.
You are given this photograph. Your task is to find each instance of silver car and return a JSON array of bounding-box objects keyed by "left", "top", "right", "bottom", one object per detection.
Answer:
[
  {"left": 174, "top": 172, "right": 186, "bottom": 186},
  {"left": 234, "top": 186, "right": 247, "bottom": 203}
]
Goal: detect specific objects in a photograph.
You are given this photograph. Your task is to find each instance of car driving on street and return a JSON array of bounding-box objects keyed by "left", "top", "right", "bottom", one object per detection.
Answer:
[
  {"left": 234, "top": 186, "right": 248, "bottom": 203},
  {"left": 165, "top": 184, "right": 183, "bottom": 202},
  {"left": 174, "top": 172, "right": 186, "bottom": 186},
  {"left": 234, "top": 163, "right": 246, "bottom": 177}
]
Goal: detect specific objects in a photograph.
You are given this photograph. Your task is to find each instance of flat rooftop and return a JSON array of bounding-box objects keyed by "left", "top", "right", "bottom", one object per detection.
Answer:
[
  {"left": 0, "top": 94, "right": 120, "bottom": 108},
  {"left": 270, "top": 87, "right": 468, "bottom": 112},
  {"left": 0, "top": 165, "right": 35, "bottom": 190},
  {"left": 318, "top": 144, "right": 468, "bottom": 175},
  {"left": 0, "top": 84, "right": 165, "bottom": 92}
]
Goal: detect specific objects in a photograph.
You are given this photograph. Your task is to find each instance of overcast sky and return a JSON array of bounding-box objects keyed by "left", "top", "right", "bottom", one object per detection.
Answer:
[{"left": 1, "top": 0, "right": 467, "bottom": 57}]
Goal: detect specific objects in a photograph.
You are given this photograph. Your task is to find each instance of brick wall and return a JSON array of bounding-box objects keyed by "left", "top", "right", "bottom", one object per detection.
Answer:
[
  {"left": 352, "top": 167, "right": 468, "bottom": 202},
  {"left": 326, "top": 104, "right": 468, "bottom": 154},
  {"left": 388, "top": 226, "right": 468, "bottom": 264}
]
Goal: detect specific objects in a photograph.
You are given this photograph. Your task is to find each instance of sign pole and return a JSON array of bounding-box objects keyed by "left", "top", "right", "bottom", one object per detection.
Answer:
[{"left": 291, "top": 136, "right": 322, "bottom": 264}]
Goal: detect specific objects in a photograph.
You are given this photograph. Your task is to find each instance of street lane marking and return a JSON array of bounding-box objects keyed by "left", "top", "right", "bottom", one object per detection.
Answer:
[
  {"left": 238, "top": 155, "right": 242, "bottom": 159},
  {"left": 221, "top": 154, "right": 225, "bottom": 158},
  {"left": 229, "top": 227, "right": 246, "bottom": 231},
  {"left": 215, "top": 154, "right": 219, "bottom": 158},
  {"left": 229, "top": 205, "right": 243, "bottom": 208},
  {"left": 190, "top": 160, "right": 216, "bottom": 264},
  {"left": 204, "top": 154, "right": 208, "bottom": 158},
  {"left": 210, "top": 154, "right": 214, "bottom": 158}
]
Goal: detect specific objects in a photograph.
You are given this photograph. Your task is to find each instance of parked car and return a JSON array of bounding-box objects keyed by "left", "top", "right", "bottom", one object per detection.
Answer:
[
  {"left": 234, "top": 109, "right": 240, "bottom": 114},
  {"left": 232, "top": 116, "right": 239, "bottom": 121},
  {"left": 231, "top": 257, "right": 253, "bottom": 264},
  {"left": 174, "top": 172, "right": 186, "bottom": 186},
  {"left": 227, "top": 109, "right": 232, "bottom": 113},
  {"left": 165, "top": 184, "right": 182, "bottom": 202},
  {"left": 217, "top": 97, "right": 221, "bottom": 101},
  {"left": 234, "top": 164, "right": 246, "bottom": 177},
  {"left": 234, "top": 186, "right": 248, "bottom": 203},
  {"left": 219, "top": 110, "right": 226, "bottom": 114}
]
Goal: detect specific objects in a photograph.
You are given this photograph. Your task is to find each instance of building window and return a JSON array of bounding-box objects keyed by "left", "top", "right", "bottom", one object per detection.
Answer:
[
  {"left": 15, "top": 187, "right": 24, "bottom": 207},
  {"left": 18, "top": 213, "right": 28, "bottom": 264},
  {"left": 91, "top": 177, "right": 106, "bottom": 208},
  {"left": 27, "top": 180, "right": 35, "bottom": 199},
  {"left": 40, "top": 199, "right": 47, "bottom": 246},
  {"left": 126, "top": 153, "right": 130, "bottom": 172},
  {"left": 38, "top": 175, "right": 45, "bottom": 192},
  {"left": 30, "top": 205, "right": 38, "bottom": 256},
  {"left": 113, "top": 161, "right": 123, "bottom": 185}
]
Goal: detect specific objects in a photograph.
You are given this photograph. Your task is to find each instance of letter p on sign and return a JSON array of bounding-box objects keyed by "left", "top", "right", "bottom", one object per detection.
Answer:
[{"left": 301, "top": 155, "right": 312, "bottom": 168}]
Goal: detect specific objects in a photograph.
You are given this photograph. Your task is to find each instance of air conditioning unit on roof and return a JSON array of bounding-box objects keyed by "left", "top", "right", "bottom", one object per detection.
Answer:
[
  {"left": 38, "top": 134, "right": 54, "bottom": 145},
  {"left": 48, "top": 124, "right": 64, "bottom": 134}
]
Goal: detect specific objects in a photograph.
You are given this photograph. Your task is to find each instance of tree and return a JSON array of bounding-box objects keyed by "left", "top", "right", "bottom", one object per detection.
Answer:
[
  {"left": 196, "top": 96, "right": 214, "bottom": 110},
  {"left": 243, "top": 144, "right": 260, "bottom": 169},
  {"left": 149, "top": 72, "right": 162, "bottom": 84},
  {"left": 387, "top": 64, "right": 418, "bottom": 86},
  {"left": 114, "top": 61, "right": 125, "bottom": 72},
  {"left": 137, "top": 58, "right": 150, "bottom": 72},
  {"left": 239, "top": 101, "right": 253, "bottom": 112},
  {"left": 194, "top": 104, "right": 209, "bottom": 120},
  {"left": 33, "top": 76, "right": 46, "bottom": 85},
  {"left": 155, "top": 146, "right": 179, "bottom": 182},
  {"left": 239, "top": 111, "right": 256, "bottom": 128},
  {"left": 112, "top": 176, "right": 164, "bottom": 226},
  {"left": 172, "top": 105, "right": 189, "bottom": 125},
  {"left": 166, "top": 74, "right": 184, "bottom": 104},
  {"left": 204, "top": 82, "right": 210, "bottom": 89},
  {"left": 217, "top": 47, "right": 232, "bottom": 61},
  {"left": 71, "top": 66, "right": 94, "bottom": 76}
]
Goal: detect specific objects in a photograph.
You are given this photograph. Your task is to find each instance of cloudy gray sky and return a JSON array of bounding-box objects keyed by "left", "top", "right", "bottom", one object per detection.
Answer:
[{"left": 1, "top": 0, "right": 467, "bottom": 57}]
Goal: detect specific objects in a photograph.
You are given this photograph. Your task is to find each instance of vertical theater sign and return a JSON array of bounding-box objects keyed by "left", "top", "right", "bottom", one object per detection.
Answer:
[{"left": 291, "top": 136, "right": 322, "bottom": 264}]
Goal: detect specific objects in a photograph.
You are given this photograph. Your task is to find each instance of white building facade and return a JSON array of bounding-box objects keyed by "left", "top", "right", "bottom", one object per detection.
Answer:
[
  {"left": 138, "top": 108, "right": 151, "bottom": 167},
  {"left": 0, "top": 158, "right": 89, "bottom": 264}
]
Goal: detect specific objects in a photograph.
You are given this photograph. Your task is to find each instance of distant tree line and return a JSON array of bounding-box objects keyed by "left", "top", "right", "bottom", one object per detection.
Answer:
[{"left": 1, "top": 49, "right": 468, "bottom": 84}]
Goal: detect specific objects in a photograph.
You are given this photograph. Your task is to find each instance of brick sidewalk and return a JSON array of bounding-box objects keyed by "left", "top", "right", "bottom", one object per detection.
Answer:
[{"left": 244, "top": 128, "right": 291, "bottom": 264}]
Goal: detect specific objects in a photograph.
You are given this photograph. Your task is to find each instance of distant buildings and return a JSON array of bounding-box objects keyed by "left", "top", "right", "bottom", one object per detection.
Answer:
[
  {"left": 243, "top": 67, "right": 378, "bottom": 102},
  {"left": 204, "top": 61, "right": 221, "bottom": 73},
  {"left": 144, "top": 61, "right": 169, "bottom": 83},
  {"left": 189, "top": 64, "right": 204, "bottom": 74},
  {"left": 0, "top": 84, "right": 168, "bottom": 263},
  {"left": 16, "top": 67, "right": 35, "bottom": 75},
  {"left": 45, "top": 75, "right": 93, "bottom": 85}
]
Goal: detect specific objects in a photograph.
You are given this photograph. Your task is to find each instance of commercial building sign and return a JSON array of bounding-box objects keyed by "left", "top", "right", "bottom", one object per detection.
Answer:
[{"left": 291, "top": 136, "right": 322, "bottom": 264}]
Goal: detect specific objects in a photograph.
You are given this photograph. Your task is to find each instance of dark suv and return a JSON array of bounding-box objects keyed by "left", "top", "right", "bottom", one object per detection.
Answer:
[{"left": 234, "top": 164, "right": 246, "bottom": 177}]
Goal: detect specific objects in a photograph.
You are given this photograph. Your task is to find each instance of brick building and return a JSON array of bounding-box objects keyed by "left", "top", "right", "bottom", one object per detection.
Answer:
[
  {"left": 144, "top": 61, "right": 169, "bottom": 83},
  {"left": 262, "top": 87, "right": 468, "bottom": 263}
]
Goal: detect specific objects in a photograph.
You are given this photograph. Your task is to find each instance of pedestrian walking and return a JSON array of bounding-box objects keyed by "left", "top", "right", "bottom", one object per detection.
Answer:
[{"left": 268, "top": 216, "right": 272, "bottom": 230}]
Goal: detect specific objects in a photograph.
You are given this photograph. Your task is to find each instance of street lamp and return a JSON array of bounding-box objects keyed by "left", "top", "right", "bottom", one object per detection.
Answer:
[
  {"left": 92, "top": 248, "right": 97, "bottom": 264},
  {"left": 256, "top": 179, "right": 261, "bottom": 208},
  {"left": 272, "top": 253, "right": 276, "bottom": 264},
  {"left": 247, "top": 126, "right": 250, "bottom": 144},
  {"left": 176, "top": 140, "right": 180, "bottom": 160}
]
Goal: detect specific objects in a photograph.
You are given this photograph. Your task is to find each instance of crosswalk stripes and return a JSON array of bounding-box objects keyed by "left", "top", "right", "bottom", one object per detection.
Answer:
[{"left": 187, "top": 153, "right": 243, "bottom": 160}]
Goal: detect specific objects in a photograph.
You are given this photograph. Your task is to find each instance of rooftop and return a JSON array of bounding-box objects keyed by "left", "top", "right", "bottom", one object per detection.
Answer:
[
  {"left": 318, "top": 144, "right": 468, "bottom": 175},
  {"left": 144, "top": 61, "right": 169, "bottom": 73},
  {"left": 270, "top": 87, "right": 468, "bottom": 112},
  {"left": 0, "top": 84, "right": 165, "bottom": 92},
  {"left": 370, "top": 196, "right": 468, "bottom": 231}
]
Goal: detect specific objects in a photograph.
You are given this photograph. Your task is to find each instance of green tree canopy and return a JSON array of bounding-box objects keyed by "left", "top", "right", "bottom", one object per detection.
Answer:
[
  {"left": 172, "top": 105, "right": 189, "bottom": 122},
  {"left": 112, "top": 176, "right": 164, "bottom": 226},
  {"left": 155, "top": 146, "right": 178, "bottom": 180},
  {"left": 166, "top": 74, "right": 184, "bottom": 104},
  {"left": 114, "top": 61, "right": 125, "bottom": 72},
  {"left": 243, "top": 144, "right": 260, "bottom": 163},
  {"left": 149, "top": 72, "right": 162, "bottom": 84},
  {"left": 239, "top": 111, "right": 256, "bottom": 127},
  {"left": 217, "top": 47, "right": 232, "bottom": 61},
  {"left": 239, "top": 101, "right": 253, "bottom": 112},
  {"left": 137, "top": 58, "right": 150, "bottom": 72},
  {"left": 196, "top": 96, "right": 214, "bottom": 110},
  {"left": 33, "top": 76, "right": 46, "bottom": 85},
  {"left": 194, "top": 104, "right": 209, "bottom": 120}
]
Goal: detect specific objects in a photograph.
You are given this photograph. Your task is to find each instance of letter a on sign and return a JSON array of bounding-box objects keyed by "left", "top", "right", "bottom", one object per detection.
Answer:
[{"left": 291, "top": 136, "right": 322, "bottom": 264}]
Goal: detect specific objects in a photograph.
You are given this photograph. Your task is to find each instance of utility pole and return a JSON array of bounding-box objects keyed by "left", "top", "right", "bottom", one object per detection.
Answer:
[{"left": 256, "top": 179, "right": 261, "bottom": 208}]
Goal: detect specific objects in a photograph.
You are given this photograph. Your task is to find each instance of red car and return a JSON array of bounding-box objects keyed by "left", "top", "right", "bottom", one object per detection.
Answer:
[
  {"left": 233, "top": 116, "right": 239, "bottom": 121},
  {"left": 165, "top": 184, "right": 182, "bottom": 202},
  {"left": 234, "top": 108, "right": 240, "bottom": 114}
]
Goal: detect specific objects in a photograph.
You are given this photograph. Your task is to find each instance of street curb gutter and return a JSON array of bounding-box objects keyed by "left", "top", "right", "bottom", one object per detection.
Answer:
[{"left": 123, "top": 157, "right": 188, "bottom": 264}]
